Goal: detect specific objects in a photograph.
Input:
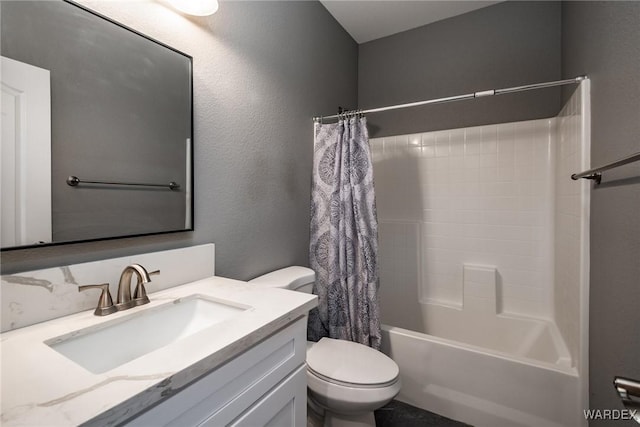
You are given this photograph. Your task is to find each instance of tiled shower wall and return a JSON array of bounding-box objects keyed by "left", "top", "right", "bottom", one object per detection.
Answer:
[
  {"left": 373, "top": 83, "right": 589, "bottom": 368},
  {"left": 372, "top": 119, "right": 556, "bottom": 321}
]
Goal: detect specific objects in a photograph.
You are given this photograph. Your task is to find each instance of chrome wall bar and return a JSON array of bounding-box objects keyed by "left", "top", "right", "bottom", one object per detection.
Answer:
[
  {"left": 614, "top": 377, "right": 640, "bottom": 423},
  {"left": 313, "top": 76, "right": 586, "bottom": 122},
  {"left": 571, "top": 152, "right": 640, "bottom": 185},
  {"left": 615, "top": 377, "right": 640, "bottom": 401},
  {"left": 66, "top": 175, "right": 180, "bottom": 190}
]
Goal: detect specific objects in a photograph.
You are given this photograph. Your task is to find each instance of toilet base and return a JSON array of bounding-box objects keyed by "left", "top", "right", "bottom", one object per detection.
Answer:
[
  {"left": 307, "top": 399, "right": 325, "bottom": 427},
  {"left": 307, "top": 394, "right": 376, "bottom": 427}
]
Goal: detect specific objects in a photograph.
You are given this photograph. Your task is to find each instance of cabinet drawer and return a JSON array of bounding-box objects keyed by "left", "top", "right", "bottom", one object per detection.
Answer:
[{"left": 126, "top": 317, "right": 306, "bottom": 427}]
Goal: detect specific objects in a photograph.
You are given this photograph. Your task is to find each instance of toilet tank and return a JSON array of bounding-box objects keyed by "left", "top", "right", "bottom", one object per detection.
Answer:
[{"left": 249, "top": 266, "right": 315, "bottom": 294}]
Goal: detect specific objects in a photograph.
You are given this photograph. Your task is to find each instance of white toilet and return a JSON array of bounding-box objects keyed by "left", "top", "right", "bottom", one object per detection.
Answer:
[{"left": 249, "top": 266, "right": 401, "bottom": 427}]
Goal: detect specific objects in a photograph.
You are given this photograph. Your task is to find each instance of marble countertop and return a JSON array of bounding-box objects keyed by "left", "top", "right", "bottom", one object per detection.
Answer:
[{"left": 0, "top": 276, "right": 317, "bottom": 426}]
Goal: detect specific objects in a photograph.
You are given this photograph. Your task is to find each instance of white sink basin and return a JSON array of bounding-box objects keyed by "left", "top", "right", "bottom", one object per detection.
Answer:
[{"left": 46, "top": 295, "right": 249, "bottom": 374}]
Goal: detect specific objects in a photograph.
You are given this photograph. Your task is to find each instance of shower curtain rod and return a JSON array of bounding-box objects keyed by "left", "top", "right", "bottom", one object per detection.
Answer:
[{"left": 312, "top": 76, "right": 587, "bottom": 122}]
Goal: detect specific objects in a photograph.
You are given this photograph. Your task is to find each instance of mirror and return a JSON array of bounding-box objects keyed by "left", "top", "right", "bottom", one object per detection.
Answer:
[{"left": 0, "top": 0, "right": 193, "bottom": 250}]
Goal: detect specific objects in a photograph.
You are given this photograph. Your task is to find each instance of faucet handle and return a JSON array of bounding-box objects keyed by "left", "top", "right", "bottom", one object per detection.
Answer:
[
  {"left": 79, "top": 283, "right": 117, "bottom": 316},
  {"left": 133, "top": 269, "right": 160, "bottom": 306}
]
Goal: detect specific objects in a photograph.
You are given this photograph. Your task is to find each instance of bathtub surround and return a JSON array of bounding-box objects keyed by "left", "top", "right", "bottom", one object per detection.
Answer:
[
  {"left": 1, "top": 0, "right": 358, "bottom": 280},
  {"left": 372, "top": 82, "right": 590, "bottom": 426},
  {"left": 372, "top": 118, "right": 557, "bottom": 320},
  {"left": 1, "top": 244, "right": 215, "bottom": 332},
  {"left": 554, "top": 82, "right": 590, "bottom": 375}
]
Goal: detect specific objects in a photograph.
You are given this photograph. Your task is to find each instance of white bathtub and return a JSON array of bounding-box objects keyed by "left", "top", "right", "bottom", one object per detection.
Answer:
[
  {"left": 419, "top": 302, "right": 573, "bottom": 368},
  {"left": 381, "top": 305, "right": 584, "bottom": 427}
]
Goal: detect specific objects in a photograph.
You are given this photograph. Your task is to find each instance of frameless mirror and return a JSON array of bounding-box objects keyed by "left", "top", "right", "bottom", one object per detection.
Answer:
[{"left": 1, "top": 0, "right": 193, "bottom": 250}]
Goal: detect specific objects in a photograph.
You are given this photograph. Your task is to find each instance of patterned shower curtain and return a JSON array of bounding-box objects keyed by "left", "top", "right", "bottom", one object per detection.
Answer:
[{"left": 308, "top": 116, "right": 381, "bottom": 350}]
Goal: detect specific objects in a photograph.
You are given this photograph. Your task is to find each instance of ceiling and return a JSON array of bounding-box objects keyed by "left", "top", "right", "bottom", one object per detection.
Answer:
[{"left": 319, "top": 1, "right": 502, "bottom": 44}]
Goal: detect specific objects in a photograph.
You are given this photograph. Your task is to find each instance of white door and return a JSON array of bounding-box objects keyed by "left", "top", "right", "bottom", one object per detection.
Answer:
[{"left": 1, "top": 56, "right": 52, "bottom": 247}]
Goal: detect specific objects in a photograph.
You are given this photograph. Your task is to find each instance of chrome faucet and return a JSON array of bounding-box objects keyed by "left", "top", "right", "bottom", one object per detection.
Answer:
[{"left": 116, "top": 264, "right": 160, "bottom": 311}]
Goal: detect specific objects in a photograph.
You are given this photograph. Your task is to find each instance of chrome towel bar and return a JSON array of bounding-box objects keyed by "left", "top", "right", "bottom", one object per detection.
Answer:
[
  {"left": 66, "top": 175, "right": 180, "bottom": 190},
  {"left": 616, "top": 377, "right": 640, "bottom": 402},
  {"left": 614, "top": 377, "right": 640, "bottom": 423},
  {"left": 571, "top": 152, "right": 640, "bottom": 185}
]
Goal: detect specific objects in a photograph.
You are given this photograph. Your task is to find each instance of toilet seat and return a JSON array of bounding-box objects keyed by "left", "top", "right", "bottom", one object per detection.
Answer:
[
  {"left": 306, "top": 364, "right": 401, "bottom": 415},
  {"left": 306, "top": 338, "right": 399, "bottom": 387},
  {"left": 307, "top": 365, "right": 398, "bottom": 388}
]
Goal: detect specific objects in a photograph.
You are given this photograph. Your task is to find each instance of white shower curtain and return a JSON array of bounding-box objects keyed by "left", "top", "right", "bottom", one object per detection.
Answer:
[{"left": 307, "top": 116, "right": 381, "bottom": 350}]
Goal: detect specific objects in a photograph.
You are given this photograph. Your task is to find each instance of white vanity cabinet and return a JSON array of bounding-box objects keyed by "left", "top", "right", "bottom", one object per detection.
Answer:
[{"left": 126, "top": 317, "right": 307, "bottom": 427}]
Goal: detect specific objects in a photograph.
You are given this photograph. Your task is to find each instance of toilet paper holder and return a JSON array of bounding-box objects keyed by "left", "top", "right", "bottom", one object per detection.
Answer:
[{"left": 614, "top": 376, "right": 640, "bottom": 424}]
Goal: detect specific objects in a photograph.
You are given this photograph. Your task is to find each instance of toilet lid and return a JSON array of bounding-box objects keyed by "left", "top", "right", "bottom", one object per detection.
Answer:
[{"left": 306, "top": 338, "right": 399, "bottom": 386}]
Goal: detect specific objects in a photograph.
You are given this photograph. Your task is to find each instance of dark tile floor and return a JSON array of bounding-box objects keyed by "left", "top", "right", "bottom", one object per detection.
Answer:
[{"left": 374, "top": 400, "right": 472, "bottom": 427}]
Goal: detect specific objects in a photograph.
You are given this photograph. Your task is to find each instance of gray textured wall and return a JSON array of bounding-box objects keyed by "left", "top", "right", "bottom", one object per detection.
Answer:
[
  {"left": 1, "top": 0, "right": 358, "bottom": 280},
  {"left": 358, "top": 1, "right": 562, "bottom": 138},
  {"left": 561, "top": 2, "right": 640, "bottom": 423},
  {"left": 1, "top": 1, "right": 190, "bottom": 243}
]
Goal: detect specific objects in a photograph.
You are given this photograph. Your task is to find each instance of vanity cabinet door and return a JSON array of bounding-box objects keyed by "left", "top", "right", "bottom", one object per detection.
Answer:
[{"left": 206, "top": 365, "right": 306, "bottom": 427}]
